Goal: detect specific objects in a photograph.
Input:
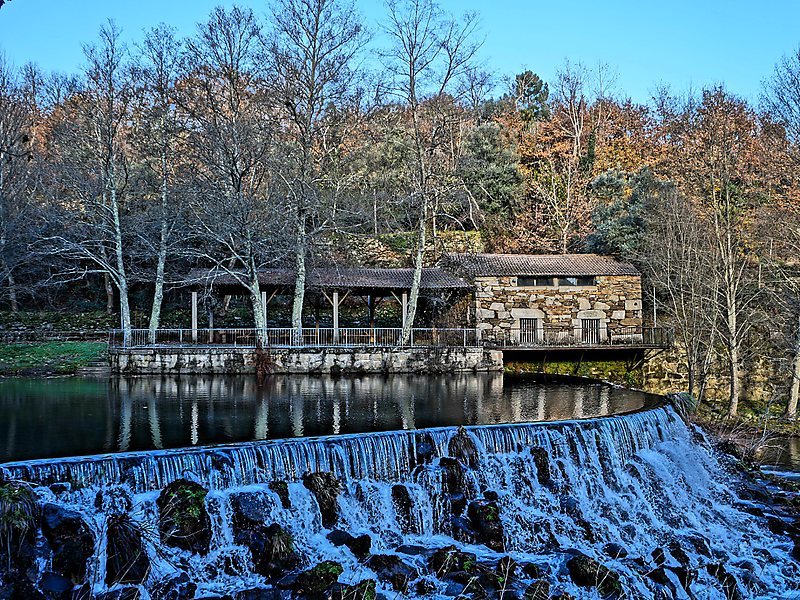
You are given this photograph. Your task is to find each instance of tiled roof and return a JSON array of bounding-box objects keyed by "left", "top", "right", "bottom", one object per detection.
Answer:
[
  {"left": 187, "top": 267, "right": 470, "bottom": 290},
  {"left": 443, "top": 253, "right": 640, "bottom": 277}
]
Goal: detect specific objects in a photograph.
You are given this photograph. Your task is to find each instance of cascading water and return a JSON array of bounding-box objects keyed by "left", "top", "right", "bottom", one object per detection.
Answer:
[{"left": 1, "top": 404, "right": 797, "bottom": 599}]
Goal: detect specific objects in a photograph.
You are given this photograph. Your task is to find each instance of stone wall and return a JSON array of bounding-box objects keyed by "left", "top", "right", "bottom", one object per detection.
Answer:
[
  {"left": 111, "top": 347, "right": 504, "bottom": 375},
  {"left": 472, "top": 275, "right": 643, "bottom": 343}
]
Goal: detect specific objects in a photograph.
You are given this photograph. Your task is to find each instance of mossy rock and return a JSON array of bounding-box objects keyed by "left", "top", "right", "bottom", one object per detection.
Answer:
[
  {"left": 105, "top": 514, "right": 150, "bottom": 585},
  {"left": 268, "top": 480, "right": 291, "bottom": 509},
  {"left": 302, "top": 472, "right": 342, "bottom": 528},
  {"left": 566, "top": 553, "right": 624, "bottom": 598},
  {"left": 156, "top": 479, "right": 212, "bottom": 555},
  {"left": 0, "top": 481, "right": 40, "bottom": 574},
  {"left": 448, "top": 427, "right": 479, "bottom": 467},
  {"left": 292, "top": 560, "right": 344, "bottom": 594}
]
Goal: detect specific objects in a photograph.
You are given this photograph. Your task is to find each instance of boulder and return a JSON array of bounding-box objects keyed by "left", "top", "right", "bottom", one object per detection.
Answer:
[
  {"left": 566, "top": 553, "right": 623, "bottom": 599},
  {"left": 523, "top": 580, "right": 550, "bottom": 600},
  {"left": 268, "top": 481, "right": 291, "bottom": 510},
  {"left": 38, "top": 572, "right": 72, "bottom": 599},
  {"left": 495, "top": 555, "right": 517, "bottom": 588},
  {"left": 529, "top": 447, "right": 552, "bottom": 486},
  {"left": 448, "top": 428, "right": 479, "bottom": 467},
  {"left": 156, "top": 479, "right": 212, "bottom": 556},
  {"left": 40, "top": 503, "right": 95, "bottom": 582},
  {"left": 94, "top": 487, "right": 133, "bottom": 516},
  {"left": 0, "top": 481, "right": 40, "bottom": 576},
  {"left": 328, "top": 579, "right": 376, "bottom": 600},
  {"left": 326, "top": 530, "right": 371, "bottom": 560},
  {"left": 467, "top": 500, "right": 505, "bottom": 552},
  {"left": 603, "top": 543, "right": 628, "bottom": 559},
  {"left": 428, "top": 546, "right": 478, "bottom": 581},
  {"left": 239, "top": 522, "right": 299, "bottom": 580},
  {"left": 414, "top": 432, "right": 437, "bottom": 466},
  {"left": 302, "top": 472, "right": 342, "bottom": 528},
  {"left": 365, "top": 554, "right": 419, "bottom": 593},
  {"left": 706, "top": 563, "right": 744, "bottom": 600},
  {"left": 290, "top": 561, "right": 343, "bottom": 595},
  {"left": 150, "top": 572, "right": 198, "bottom": 600},
  {"left": 105, "top": 514, "right": 150, "bottom": 585},
  {"left": 391, "top": 484, "right": 414, "bottom": 533}
]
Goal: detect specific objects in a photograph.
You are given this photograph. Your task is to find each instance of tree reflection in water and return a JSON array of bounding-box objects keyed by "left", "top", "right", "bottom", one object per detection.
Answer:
[{"left": 0, "top": 374, "right": 658, "bottom": 462}]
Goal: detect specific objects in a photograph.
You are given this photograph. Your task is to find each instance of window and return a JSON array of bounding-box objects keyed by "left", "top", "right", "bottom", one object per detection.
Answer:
[
  {"left": 517, "top": 276, "right": 556, "bottom": 288},
  {"left": 560, "top": 276, "right": 595, "bottom": 287}
]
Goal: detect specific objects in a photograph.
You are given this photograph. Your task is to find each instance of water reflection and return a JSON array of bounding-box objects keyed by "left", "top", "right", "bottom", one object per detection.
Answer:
[
  {"left": 0, "top": 374, "right": 658, "bottom": 462},
  {"left": 756, "top": 436, "right": 800, "bottom": 473}
]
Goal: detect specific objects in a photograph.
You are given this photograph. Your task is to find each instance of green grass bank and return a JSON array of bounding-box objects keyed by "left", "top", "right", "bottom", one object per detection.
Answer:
[{"left": 0, "top": 342, "right": 108, "bottom": 376}]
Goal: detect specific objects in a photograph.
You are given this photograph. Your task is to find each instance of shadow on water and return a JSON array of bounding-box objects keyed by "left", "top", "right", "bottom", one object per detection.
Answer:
[{"left": 0, "top": 374, "right": 659, "bottom": 462}]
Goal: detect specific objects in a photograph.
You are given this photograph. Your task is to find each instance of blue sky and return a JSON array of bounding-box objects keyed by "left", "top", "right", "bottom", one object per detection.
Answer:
[{"left": 0, "top": 0, "right": 797, "bottom": 105}]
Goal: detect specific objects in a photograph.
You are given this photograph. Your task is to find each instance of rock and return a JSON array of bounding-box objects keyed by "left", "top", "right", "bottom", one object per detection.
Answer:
[
  {"left": 38, "top": 572, "right": 72, "bottom": 599},
  {"left": 391, "top": 484, "right": 414, "bottom": 533},
  {"left": 233, "top": 590, "right": 286, "bottom": 600},
  {"left": 603, "top": 543, "right": 628, "bottom": 559},
  {"left": 414, "top": 578, "right": 437, "bottom": 595},
  {"left": 94, "top": 588, "right": 143, "bottom": 600},
  {"left": 523, "top": 580, "right": 550, "bottom": 600},
  {"left": 550, "top": 593, "right": 575, "bottom": 600},
  {"left": 105, "top": 514, "right": 150, "bottom": 585},
  {"left": 428, "top": 546, "right": 478, "bottom": 581},
  {"left": 396, "top": 544, "right": 429, "bottom": 556},
  {"left": 240, "top": 522, "right": 299, "bottom": 580},
  {"left": 529, "top": 447, "right": 552, "bottom": 486},
  {"left": 328, "top": 579, "right": 376, "bottom": 600},
  {"left": 40, "top": 503, "right": 95, "bottom": 582},
  {"left": 230, "top": 491, "right": 271, "bottom": 525},
  {"left": 520, "top": 562, "right": 544, "bottom": 579},
  {"left": 268, "top": 481, "right": 291, "bottom": 510},
  {"left": 156, "top": 479, "right": 212, "bottom": 555},
  {"left": 326, "top": 530, "right": 371, "bottom": 559},
  {"left": 150, "top": 572, "right": 198, "bottom": 600},
  {"left": 94, "top": 487, "right": 133, "bottom": 515},
  {"left": 302, "top": 472, "right": 342, "bottom": 528},
  {"left": 365, "top": 554, "right": 419, "bottom": 593},
  {"left": 495, "top": 555, "right": 517, "bottom": 589},
  {"left": 706, "top": 563, "right": 744, "bottom": 600},
  {"left": 566, "top": 553, "right": 623, "bottom": 598},
  {"left": 448, "top": 427, "right": 479, "bottom": 467},
  {"left": 0, "top": 481, "right": 40, "bottom": 577},
  {"left": 467, "top": 500, "right": 505, "bottom": 552},
  {"left": 414, "top": 432, "right": 437, "bottom": 466},
  {"left": 290, "top": 560, "right": 343, "bottom": 595}
]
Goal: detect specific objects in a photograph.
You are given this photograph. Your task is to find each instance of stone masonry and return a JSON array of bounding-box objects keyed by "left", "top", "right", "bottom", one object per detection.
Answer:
[{"left": 473, "top": 275, "right": 643, "bottom": 344}]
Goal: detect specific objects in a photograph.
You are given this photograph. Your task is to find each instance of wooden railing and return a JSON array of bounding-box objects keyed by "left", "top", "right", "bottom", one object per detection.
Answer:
[{"left": 109, "top": 327, "right": 482, "bottom": 349}]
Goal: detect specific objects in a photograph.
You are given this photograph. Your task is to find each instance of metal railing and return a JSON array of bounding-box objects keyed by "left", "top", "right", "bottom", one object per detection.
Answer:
[
  {"left": 109, "top": 327, "right": 482, "bottom": 349},
  {"left": 490, "top": 326, "right": 673, "bottom": 349}
]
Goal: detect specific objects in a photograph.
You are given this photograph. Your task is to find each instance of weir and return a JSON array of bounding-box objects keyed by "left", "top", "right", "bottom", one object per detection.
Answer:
[{"left": 1, "top": 404, "right": 798, "bottom": 599}]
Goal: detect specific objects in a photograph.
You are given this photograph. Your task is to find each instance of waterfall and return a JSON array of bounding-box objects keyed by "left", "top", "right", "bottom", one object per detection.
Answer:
[{"left": 2, "top": 405, "right": 798, "bottom": 599}]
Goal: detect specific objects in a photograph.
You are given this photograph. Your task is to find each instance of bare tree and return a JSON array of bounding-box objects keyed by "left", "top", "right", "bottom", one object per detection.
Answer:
[
  {"left": 137, "top": 24, "right": 184, "bottom": 343},
  {"left": 266, "top": 0, "right": 368, "bottom": 339},
  {"left": 42, "top": 22, "right": 136, "bottom": 339},
  {"left": 0, "top": 57, "right": 35, "bottom": 312},
  {"left": 381, "top": 0, "right": 479, "bottom": 344},
  {"left": 180, "top": 6, "right": 283, "bottom": 339}
]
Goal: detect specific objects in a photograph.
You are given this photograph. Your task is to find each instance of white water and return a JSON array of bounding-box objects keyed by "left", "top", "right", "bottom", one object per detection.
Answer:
[{"left": 7, "top": 405, "right": 799, "bottom": 598}]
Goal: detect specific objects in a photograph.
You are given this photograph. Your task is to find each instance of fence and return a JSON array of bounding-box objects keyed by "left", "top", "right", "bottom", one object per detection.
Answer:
[
  {"left": 491, "top": 326, "right": 673, "bottom": 349},
  {"left": 109, "top": 327, "right": 482, "bottom": 349}
]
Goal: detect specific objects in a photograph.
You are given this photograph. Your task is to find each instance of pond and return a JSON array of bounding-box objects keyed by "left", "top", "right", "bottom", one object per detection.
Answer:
[{"left": 0, "top": 374, "right": 659, "bottom": 462}]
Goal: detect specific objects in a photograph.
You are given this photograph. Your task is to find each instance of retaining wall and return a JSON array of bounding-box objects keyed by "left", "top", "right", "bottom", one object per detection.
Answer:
[{"left": 110, "top": 346, "right": 504, "bottom": 375}]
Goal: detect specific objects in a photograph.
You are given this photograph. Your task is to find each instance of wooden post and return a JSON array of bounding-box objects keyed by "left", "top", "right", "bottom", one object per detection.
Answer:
[
  {"left": 191, "top": 291, "right": 198, "bottom": 342},
  {"left": 333, "top": 291, "right": 340, "bottom": 344}
]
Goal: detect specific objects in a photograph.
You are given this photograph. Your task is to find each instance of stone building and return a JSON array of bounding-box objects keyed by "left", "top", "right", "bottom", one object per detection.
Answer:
[{"left": 443, "top": 253, "right": 643, "bottom": 346}]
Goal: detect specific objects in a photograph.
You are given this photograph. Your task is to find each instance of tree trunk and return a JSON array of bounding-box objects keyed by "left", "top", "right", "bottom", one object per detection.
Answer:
[
  {"left": 788, "top": 318, "right": 800, "bottom": 419},
  {"left": 104, "top": 272, "right": 114, "bottom": 315},
  {"left": 401, "top": 212, "right": 426, "bottom": 345},
  {"left": 148, "top": 152, "right": 170, "bottom": 344},
  {"left": 249, "top": 257, "right": 267, "bottom": 347},
  {"left": 5, "top": 269, "right": 18, "bottom": 313},
  {"left": 291, "top": 208, "right": 307, "bottom": 343},
  {"left": 110, "top": 177, "right": 132, "bottom": 342}
]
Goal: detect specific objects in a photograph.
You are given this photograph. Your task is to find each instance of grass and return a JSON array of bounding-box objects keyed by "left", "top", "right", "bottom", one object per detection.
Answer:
[{"left": 0, "top": 341, "right": 108, "bottom": 376}]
